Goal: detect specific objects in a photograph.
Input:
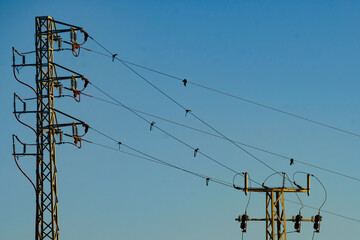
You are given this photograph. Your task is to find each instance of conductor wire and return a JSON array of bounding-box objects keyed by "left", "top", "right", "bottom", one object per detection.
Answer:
[
  {"left": 89, "top": 82, "right": 247, "bottom": 178},
  {"left": 82, "top": 93, "right": 360, "bottom": 183},
  {"left": 87, "top": 36, "right": 280, "bottom": 176},
  {"left": 115, "top": 55, "right": 280, "bottom": 176},
  {"left": 13, "top": 155, "right": 36, "bottom": 192},
  {"left": 90, "top": 126, "right": 255, "bottom": 187},
  {"left": 80, "top": 45, "right": 360, "bottom": 139},
  {"left": 293, "top": 171, "right": 327, "bottom": 212},
  {"left": 88, "top": 140, "right": 233, "bottom": 188}
]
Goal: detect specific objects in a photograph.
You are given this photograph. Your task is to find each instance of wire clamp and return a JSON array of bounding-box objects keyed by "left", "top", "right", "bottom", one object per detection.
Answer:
[
  {"left": 82, "top": 123, "right": 89, "bottom": 134},
  {"left": 194, "top": 148, "right": 199, "bottom": 157},
  {"left": 81, "top": 76, "right": 89, "bottom": 90},
  {"left": 72, "top": 43, "right": 80, "bottom": 57},
  {"left": 206, "top": 177, "right": 210, "bottom": 186},
  {"left": 112, "top": 54, "right": 118, "bottom": 62},
  {"left": 150, "top": 121, "right": 156, "bottom": 131}
]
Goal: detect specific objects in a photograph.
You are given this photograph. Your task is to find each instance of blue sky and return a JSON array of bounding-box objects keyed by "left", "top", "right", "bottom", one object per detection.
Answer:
[{"left": 1, "top": 1, "right": 360, "bottom": 239}]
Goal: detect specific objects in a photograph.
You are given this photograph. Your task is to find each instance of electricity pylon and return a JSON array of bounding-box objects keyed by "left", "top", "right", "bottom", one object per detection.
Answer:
[
  {"left": 12, "top": 16, "right": 89, "bottom": 240},
  {"left": 234, "top": 173, "right": 322, "bottom": 240}
]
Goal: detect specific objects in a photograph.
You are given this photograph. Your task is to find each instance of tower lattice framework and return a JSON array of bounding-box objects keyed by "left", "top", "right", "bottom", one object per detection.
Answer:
[
  {"left": 13, "top": 16, "right": 88, "bottom": 240},
  {"left": 35, "top": 16, "right": 60, "bottom": 240}
]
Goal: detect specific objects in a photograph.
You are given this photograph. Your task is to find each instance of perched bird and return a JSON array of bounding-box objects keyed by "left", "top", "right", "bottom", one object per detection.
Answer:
[{"left": 183, "top": 79, "right": 187, "bottom": 86}]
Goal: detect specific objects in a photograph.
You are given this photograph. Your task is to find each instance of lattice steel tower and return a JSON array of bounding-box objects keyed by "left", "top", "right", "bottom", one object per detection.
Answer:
[
  {"left": 13, "top": 16, "right": 89, "bottom": 240},
  {"left": 35, "top": 16, "right": 61, "bottom": 240}
]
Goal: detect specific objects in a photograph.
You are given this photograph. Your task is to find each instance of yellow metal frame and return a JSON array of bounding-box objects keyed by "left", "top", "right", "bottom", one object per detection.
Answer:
[
  {"left": 236, "top": 173, "right": 314, "bottom": 240},
  {"left": 35, "top": 16, "right": 83, "bottom": 240},
  {"left": 35, "top": 16, "right": 60, "bottom": 240},
  {"left": 11, "top": 16, "right": 86, "bottom": 240}
]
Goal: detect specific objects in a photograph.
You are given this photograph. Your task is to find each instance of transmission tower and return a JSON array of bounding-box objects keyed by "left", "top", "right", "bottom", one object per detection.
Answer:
[
  {"left": 12, "top": 16, "right": 89, "bottom": 240},
  {"left": 234, "top": 173, "right": 322, "bottom": 240}
]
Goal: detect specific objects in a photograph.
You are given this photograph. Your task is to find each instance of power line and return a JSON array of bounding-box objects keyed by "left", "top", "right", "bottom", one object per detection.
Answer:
[
  {"left": 89, "top": 126, "right": 264, "bottom": 186},
  {"left": 87, "top": 37, "right": 283, "bottom": 178},
  {"left": 88, "top": 139, "right": 233, "bottom": 188},
  {"left": 88, "top": 82, "right": 265, "bottom": 186},
  {"left": 81, "top": 46, "right": 360, "bottom": 139},
  {"left": 81, "top": 42, "right": 360, "bottom": 183},
  {"left": 87, "top": 139, "right": 360, "bottom": 224},
  {"left": 83, "top": 93, "right": 360, "bottom": 183},
  {"left": 285, "top": 198, "right": 360, "bottom": 223}
]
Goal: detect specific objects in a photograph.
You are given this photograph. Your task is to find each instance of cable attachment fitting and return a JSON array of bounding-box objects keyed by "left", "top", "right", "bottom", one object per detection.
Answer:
[
  {"left": 185, "top": 109, "right": 191, "bottom": 117},
  {"left": 54, "top": 36, "right": 62, "bottom": 50},
  {"left": 79, "top": 29, "right": 89, "bottom": 45},
  {"left": 13, "top": 93, "right": 26, "bottom": 118},
  {"left": 313, "top": 214, "right": 322, "bottom": 233},
  {"left": 71, "top": 123, "right": 89, "bottom": 148},
  {"left": 13, "top": 93, "right": 37, "bottom": 135},
  {"left": 112, "top": 54, "right": 118, "bottom": 62},
  {"left": 235, "top": 213, "right": 248, "bottom": 232},
  {"left": 294, "top": 213, "right": 303, "bottom": 232},
  {"left": 72, "top": 43, "right": 80, "bottom": 57},
  {"left": 150, "top": 121, "right": 156, "bottom": 131},
  {"left": 206, "top": 177, "right": 210, "bottom": 186},
  {"left": 194, "top": 148, "right": 199, "bottom": 157},
  {"left": 293, "top": 181, "right": 303, "bottom": 189},
  {"left": 117, "top": 141, "right": 122, "bottom": 149},
  {"left": 73, "top": 89, "right": 82, "bottom": 101},
  {"left": 73, "top": 136, "right": 82, "bottom": 148},
  {"left": 70, "top": 28, "right": 88, "bottom": 57},
  {"left": 183, "top": 79, "right": 187, "bottom": 87},
  {"left": 12, "top": 47, "right": 26, "bottom": 68},
  {"left": 81, "top": 76, "right": 89, "bottom": 91},
  {"left": 70, "top": 76, "right": 81, "bottom": 102},
  {"left": 12, "top": 134, "right": 36, "bottom": 156},
  {"left": 82, "top": 123, "right": 89, "bottom": 134},
  {"left": 70, "top": 28, "right": 77, "bottom": 44},
  {"left": 54, "top": 82, "right": 63, "bottom": 97}
]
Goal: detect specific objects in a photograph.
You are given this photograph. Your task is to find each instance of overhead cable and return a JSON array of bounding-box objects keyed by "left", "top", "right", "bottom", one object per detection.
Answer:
[
  {"left": 86, "top": 37, "right": 282, "bottom": 177},
  {"left": 85, "top": 138, "right": 360, "bottom": 224},
  {"left": 88, "top": 82, "right": 265, "bottom": 186},
  {"left": 80, "top": 46, "right": 360, "bottom": 139},
  {"left": 83, "top": 92, "right": 360, "bottom": 183},
  {"left": 89, "top": 139, "right": 233, "bottom": 188}
]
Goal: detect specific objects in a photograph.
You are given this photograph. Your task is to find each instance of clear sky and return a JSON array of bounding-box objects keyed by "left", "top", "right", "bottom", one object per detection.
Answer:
[{"left": 1, "top": 1, "right": 360, "bottom": 239}]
